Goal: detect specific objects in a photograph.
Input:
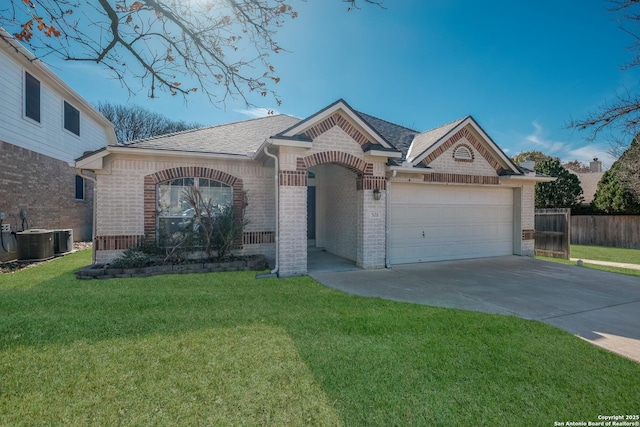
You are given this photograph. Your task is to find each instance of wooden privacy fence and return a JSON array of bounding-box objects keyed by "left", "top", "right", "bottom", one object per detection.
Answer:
[
  {"left": 571, "top": 215, "right": 640, "bottom": 249},
  {"left": 534, "top": 209, "right": 571, "bottom": 259}
]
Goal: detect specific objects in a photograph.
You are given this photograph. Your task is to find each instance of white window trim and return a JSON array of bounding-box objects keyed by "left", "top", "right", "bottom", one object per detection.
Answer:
[
  {"left": 23, "top": 70, "right": 42, "bottom": 126},
  {"left": 63, "top": 100, "right": 81, "bottom": 137}
]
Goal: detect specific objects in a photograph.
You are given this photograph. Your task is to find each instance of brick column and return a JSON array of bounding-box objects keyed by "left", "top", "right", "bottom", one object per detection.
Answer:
[
  {"left": 278, "top": 171, "right": 307, "bottom": 277},
  {"left": 356, "top": 177, "right": 386, "bottom": 269},
  {"left": 521, "top": 184, "right": 536, "bottom": 257}
]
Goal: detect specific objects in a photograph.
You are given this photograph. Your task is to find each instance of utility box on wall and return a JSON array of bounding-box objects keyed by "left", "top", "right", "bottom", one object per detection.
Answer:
[
  {"left": 0, "top": 230, "right": 17, "bottom": 262},
  {"left": 16, "top": 229, "right": 54, "bottom": 261}
]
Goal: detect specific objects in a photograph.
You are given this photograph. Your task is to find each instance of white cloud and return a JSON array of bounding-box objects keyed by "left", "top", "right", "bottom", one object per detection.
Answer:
[
  {"left": 520, "top": 121, "right": 615, "bottom": 169},
  {"left": 235, "top": 107, "right": 280, "bottom": 118},
  {"left": 566, "top": 144, "right": 615, "bottom": 169},
  {"left": 524, "top": 121, "right": 567, "bottom": 155}
]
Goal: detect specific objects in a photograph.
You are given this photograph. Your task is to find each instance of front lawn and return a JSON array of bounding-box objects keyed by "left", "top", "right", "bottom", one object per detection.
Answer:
[
  {"left": 539, "top": 244, "right": 640, "bottom": 277},
  {"left": 572, "top": 244, "right": 640, "bottom": 264},
  {"left": 1, "top": 251, "right": 638, "bottom": 426}
]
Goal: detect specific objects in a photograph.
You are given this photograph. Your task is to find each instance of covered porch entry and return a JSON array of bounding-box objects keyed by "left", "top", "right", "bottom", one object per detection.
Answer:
[{"left": 277, "top": 150, "right": 387, "bottom": 277}]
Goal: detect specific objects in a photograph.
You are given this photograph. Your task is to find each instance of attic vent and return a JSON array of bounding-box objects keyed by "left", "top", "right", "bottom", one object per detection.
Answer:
[{"left": 453, "top": 144, "right": 474, "bottom": 162}]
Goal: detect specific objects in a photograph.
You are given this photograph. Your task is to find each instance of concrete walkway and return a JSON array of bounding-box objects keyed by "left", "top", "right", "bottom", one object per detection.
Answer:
[
  {"left": 310, "top": 256, "right": 640, "bottom": 363},
  {"left": 570, "top": 258, "right": 640, "bottom": 271}
]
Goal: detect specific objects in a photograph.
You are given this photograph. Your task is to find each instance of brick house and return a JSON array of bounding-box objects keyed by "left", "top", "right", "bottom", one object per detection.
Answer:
[
  {"left": 77, "top": 99, "right": 551, "bottom": 276},
  {"left": 0, "top": 28, "right": 117, "bottom": 261}
]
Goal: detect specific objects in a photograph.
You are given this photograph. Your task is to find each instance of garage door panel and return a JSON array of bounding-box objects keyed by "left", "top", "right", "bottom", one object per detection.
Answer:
[{"left": 390, "top": 184, "right": 514, "bottom": 264}]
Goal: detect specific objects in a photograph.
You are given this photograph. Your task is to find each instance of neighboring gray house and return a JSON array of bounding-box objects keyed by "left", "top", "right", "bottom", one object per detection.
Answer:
[
  {"left": 77, "top": 99, "right": 551, "bottom": 277},
  {"left": 0, "top": 28, "right": 117, "bottom": 261},
  {"left": 568, "top": 159, "right": 604, "bottom": 206}
]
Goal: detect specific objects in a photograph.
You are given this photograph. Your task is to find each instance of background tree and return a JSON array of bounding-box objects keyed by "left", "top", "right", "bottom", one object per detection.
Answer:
[
  {"left": 562, "top": 160, "right": 591, "bottom": 173},
  {"left": 534, "top": 158, "right": 584, "bottom": 208},
  {"left": 593, "top": 138, "right": 640, "bottom": 213},
  {"left": 567, "top": 2, "right": 640, "bottom": 151},
  {"left": 96, "top": 101, "right": 201, "bottom": 142},
  {"left": 510, "top": 151, "right": 552, "bottom": 166},
  {"left": 1, "top": 0, "right": 381, "bottom": 106},
  {"left": 617, "top": 137, "right": 640, "bottom": 198}
]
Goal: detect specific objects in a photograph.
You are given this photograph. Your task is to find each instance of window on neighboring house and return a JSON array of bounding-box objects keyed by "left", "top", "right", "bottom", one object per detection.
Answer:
[
  {"left": 24, "top": 71, "right": 40, "bottom": 122},
  {"left": 157, "top": 178, "right": 232, "bottom": 243},
  {"left": 75, "top": 175, "right": 85, "bottom": 200},
  {"left": 64, "top": 101, "right": 80, "bottom": 136}
]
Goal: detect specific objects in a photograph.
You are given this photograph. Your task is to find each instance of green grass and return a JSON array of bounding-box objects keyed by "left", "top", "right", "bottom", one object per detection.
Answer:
[
  {"left": 1, "top": 251, "right": 639, "bottom": 426},
  {"left": 571, "top": 244, "right": 640, "bottom": 264},
  {"left": 538, "top": 256, "right": 640, "bottom": 277},
  {"left": 539, "top": 244, "right": 640, "bottom": 277}
]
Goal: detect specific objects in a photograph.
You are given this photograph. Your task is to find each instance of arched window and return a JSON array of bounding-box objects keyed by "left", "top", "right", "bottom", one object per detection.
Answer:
[{"left": 157, "top": 177, "right": 232, "bottom": 240}]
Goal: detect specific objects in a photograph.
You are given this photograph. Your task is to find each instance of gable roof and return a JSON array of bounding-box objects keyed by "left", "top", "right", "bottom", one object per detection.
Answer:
[
  {"left": 121, "top": 114, "right": 300, "bottom": 156},
  {"left": 274, "top": 99, "right": 399, "bottom": 152},
  {"left": 406, "top": 117, "right": 468, "bottom": 163},
  {"left": 404, "top": 115, "right": 521, "bottom": 175},
  {"left": 77, "top": 97, "right": 524, "bottom": 178}
]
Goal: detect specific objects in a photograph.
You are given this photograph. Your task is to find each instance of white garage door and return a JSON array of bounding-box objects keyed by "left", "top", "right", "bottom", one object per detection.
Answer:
[{"left": 389, "top": 184, "right": 514, "bottom": 264}]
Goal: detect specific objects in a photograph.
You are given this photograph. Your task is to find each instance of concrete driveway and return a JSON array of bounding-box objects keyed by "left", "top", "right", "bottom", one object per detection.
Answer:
[{"left": 310, "top": 256, "right": 640, "bottom": 363}]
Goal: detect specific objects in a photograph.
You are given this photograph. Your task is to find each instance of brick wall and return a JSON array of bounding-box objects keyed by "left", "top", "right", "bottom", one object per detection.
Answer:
[
  {"left": 357, "top": 189, "right": 386, "bottom": 268},
  {"left": 94, "top": 156, "right": 276, "bottom": 264},
  {"left": 0, "top": 140, "right": 93, "bottom": 241},
  {"left": 521, "top": 183, "right": 536, "bottom": 256},
  {"left": 320, "top": 164, "right": 358, "bottom": 261},
  {"left": 278, "top": 185, "right": 307, "bottom": 276},
  {"left": 427, "top": 138, "right": 498, "bottom": 176},
  {"left": 308, "top": 126, "right": 367, "bottom": 158}
]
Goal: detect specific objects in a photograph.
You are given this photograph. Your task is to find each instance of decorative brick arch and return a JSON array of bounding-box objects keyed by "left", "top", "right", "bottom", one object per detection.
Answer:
[
  {"left": 304, "top": 112, "right": 372, "bottom": 148},
  {"left": 143, "top": 167, "right": 244, "bottom": 242},
  {"left": 452, "top": 143, "right": 475, "bottom": 163},
  {"left": 421, "top": 126, "right": 503, "bottom": 171},
  {"left": 288, "top": 150, "right": 385, "bottom": 190},
  {"left": 297, "top": 150, "right": 372, "bottom": 175}
]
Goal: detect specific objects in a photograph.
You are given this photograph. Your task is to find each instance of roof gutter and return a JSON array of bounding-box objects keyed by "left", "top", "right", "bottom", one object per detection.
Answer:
[
  {"left": 499, "top": 175, "right": 556, "bottom": 183},
  {"left": 76, "top": 146, "right": 253, "bottom": 170},
  {"left": 256, "top": 144, "right": 279, "bottom": 278}
]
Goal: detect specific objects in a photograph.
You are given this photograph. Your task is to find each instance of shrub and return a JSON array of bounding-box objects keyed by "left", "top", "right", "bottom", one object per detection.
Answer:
[{"left": 109, "top": 247, "right": 154, "bottom": 269}]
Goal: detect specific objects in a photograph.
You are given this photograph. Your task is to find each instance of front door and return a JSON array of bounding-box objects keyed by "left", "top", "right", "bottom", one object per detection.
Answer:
[{"left": 307, "top": 185, "right": 316, "bottom": 246}]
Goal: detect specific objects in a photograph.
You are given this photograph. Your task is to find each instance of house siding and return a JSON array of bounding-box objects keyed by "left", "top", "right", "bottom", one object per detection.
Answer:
[
  {"left": 0, "top": 41, "right": 113, "bottom": 259},
  {"left": 0, "top": 48, "right": 110, "bottom": 163}
]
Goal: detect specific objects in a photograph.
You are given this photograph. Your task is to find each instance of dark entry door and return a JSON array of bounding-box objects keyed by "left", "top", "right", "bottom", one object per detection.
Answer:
[{"left": 307, "top": 186, "right": 316, "bottom": 241}]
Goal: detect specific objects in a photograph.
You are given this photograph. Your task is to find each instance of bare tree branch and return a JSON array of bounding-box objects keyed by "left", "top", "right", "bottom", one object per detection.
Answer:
[
  {"left": 1, "top": 0, "right": 380, "bottom": 107},
  {"left": 567, "top": 1, "right": 640, "bottom": 143}
]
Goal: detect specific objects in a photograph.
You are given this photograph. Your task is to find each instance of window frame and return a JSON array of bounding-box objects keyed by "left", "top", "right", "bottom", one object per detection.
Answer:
[
  {"left": 75, "top": 175, "right": 85, "bottom": 201},
  {"left": 24, "top": 71, "right": 41, "bottom": 123},
  {"left": 156, "top": 177, "right": 233, "bottom": 246},
  {"left": 63, "top": 100, "right": 81, "bottom": 136}
]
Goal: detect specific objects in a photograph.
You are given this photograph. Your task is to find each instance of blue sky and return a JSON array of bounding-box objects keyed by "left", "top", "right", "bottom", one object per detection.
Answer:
[{"left": 45, "top": 0, "right": 640, "bottom": 168}]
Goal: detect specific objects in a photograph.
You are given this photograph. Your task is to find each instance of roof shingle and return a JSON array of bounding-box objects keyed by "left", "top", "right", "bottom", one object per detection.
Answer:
[
  {"left": 122, "top": 114, "right": 300, "bottom": 155},
  {"left": 406, "top": 117, "right": 468, "bottom": 163}
]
